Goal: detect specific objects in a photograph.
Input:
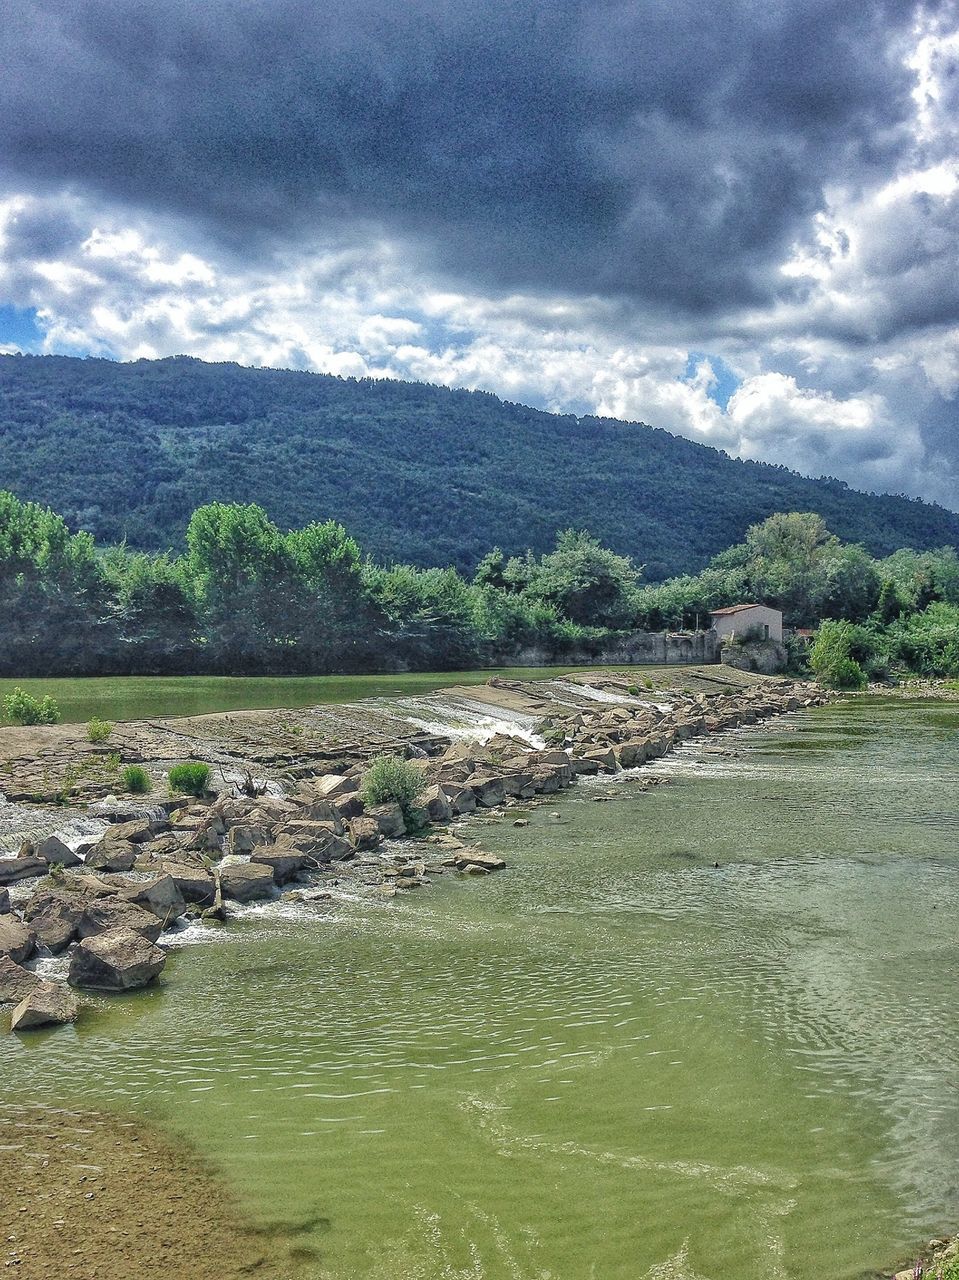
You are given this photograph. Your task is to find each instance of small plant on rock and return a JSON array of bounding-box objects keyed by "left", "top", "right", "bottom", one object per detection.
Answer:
[
  {"left": 86, "top": 716, "right": 113, "bottom": 743},
  {"left": 3, "top": 687, "right": 61, "bottom": 726},
  {"left": 360, "top": 754, "right": 423, "bottom": 822},
  {"left": 626, "top": 684, "right": 641, "bottom": 696},
  {"left": 168, "top": 761, "right": 211, "bottom": 797},
  {"left": 121, "top": 764, "right": 151, "bottom": 794}
]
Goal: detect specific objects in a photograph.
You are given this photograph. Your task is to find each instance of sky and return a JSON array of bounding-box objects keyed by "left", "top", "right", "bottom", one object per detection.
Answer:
[{"left": 0, "top": 0, "right": 957, "bottom": 511}]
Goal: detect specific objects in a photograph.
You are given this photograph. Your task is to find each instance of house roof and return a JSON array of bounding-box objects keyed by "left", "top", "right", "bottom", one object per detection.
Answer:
[{"left": 709, "top": 603, "right": 768, "bottom": 617}]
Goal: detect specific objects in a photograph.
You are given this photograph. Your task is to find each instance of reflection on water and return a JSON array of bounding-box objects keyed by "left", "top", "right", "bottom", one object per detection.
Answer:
[{"left": 1, "top": 697, "right": 958, "bottom": 1279}]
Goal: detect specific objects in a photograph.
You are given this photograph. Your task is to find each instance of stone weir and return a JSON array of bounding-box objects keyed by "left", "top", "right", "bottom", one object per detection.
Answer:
[{"left": 0, "top": 667, "right": 831, "bottom": 1033}]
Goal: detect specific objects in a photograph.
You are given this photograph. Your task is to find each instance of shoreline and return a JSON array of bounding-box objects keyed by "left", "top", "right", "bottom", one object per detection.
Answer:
[{"left": 0, "top": 666, "right": 832, "bottom": 1030}]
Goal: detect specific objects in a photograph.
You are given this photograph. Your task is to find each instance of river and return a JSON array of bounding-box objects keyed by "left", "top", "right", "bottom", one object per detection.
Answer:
[{"left": 1, "top": 694, "right": 957, "bottom": 1279}]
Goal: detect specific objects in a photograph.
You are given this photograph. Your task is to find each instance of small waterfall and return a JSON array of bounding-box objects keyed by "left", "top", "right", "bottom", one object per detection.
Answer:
[
  {"left": 0, "top": 789, "right": 107, "bottom": 856},
  {"left": 367, "top": 693, "right": 547, "bottom": 748}
]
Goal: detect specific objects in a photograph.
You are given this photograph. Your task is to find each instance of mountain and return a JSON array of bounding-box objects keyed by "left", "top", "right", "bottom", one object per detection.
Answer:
[{"left": 1, "top": 353, "right": 957, "bottom": 580}]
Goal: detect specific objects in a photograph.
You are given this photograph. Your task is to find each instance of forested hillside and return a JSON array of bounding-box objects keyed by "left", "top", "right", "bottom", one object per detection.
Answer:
[{"left": 1, "top": 353, "right": 956, "bottom": 579}]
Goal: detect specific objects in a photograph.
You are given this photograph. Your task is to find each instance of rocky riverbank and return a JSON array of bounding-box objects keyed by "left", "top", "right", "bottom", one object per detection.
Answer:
[{"left": 0, "top": 668, "right": 832, "bottom": 1033}]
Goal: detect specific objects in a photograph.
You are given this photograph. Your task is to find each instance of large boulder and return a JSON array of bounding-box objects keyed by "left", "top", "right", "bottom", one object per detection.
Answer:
[
  {"left": 311, "top": 775, "right": 359, "bottom": 801},
  {"left": 0, "top": 917, "right": 37, "bottom": 965},
  {"left": 466, "top": 775, "right": 507, "bottom": 807},
  {"left": 77, "top": 897, "right": 163, "bottom": 943},
  {"left": 0, "top": 888, "right": 9, "bottom": 913},
  {"left": 117, "top": 874, "right": 186, "bottom": 925},
  {"left": 85, "top": 839, "right": 138, "bottom": 872},
  {"left": 217, "top": 862, "right": 276, "bottom": 903},
  {"left": 103, "top": 817, "right": 159, "bottom": 844},
  {"left": 439, "top": 784, "right": 477, "bottom": 815},
  {"left": 35, "top": 836, "right": 82, "bottom": 868},
  {"left": 347, "top": 817, "right": 383, "bottom": 851},
  {"left": 366, "top": 803, "right": 407, "bottom": 838},
  {"left": 419, "top": 785, "right": 453, "bottom": 824},
  {"left": 68, "top": 928, "right": 166, "bottom": 991},
  {"left": 250, "top": 849, "right": 314, "bottom": 885},
  {"left": 0, "top": 856, "right": 47, "bottom": 885},
  {"left": 0, "top": 954, "right": 43, "bottom": 1003},
  {"left": 22, "top": 888, "right": 86, "bottom": 954},
  {"left": 11, "top": 983, "right": 80, "bottom": 1031},
  {"left": 273, "top": 826, "right": 353, "bottom": 863},
  {"left": 226, "top": 825, "right": 272, "bottom": 855},
  {"left": 153, "top": 863, "right": 217, "bottom": 906}
]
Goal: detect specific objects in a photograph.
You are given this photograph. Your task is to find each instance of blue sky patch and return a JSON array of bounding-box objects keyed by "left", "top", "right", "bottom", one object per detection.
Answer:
[
  {"left": 0, "top": 304, "right": 44, "bottom": 351},
  {"left": 683, "top": 351, "right": 741, "bottom": 410}
]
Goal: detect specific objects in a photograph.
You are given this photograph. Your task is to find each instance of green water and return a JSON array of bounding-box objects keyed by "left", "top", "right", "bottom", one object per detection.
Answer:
[
  {"left": 3, "top": 697, "right": 959, "bottom": 1279},
  {"left": 0, "top": 668, "right": 586, "bottom": 726}
]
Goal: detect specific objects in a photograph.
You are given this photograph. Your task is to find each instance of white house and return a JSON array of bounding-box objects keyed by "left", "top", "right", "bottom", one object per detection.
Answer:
[{"left": 709, "top": 603, "right": 783, "bottom": 643}]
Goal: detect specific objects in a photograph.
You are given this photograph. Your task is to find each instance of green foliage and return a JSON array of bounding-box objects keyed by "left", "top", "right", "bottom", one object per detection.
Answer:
[
  {"left": 360, "top": 755, "right": 423, "bottom": 819},
  {"left": 2, "top": 353, "right": 958, "bottom": 582},
  {"left": 809, "top": 621, "right": 868, "bottom": 690},
  {"left": 503, "top": 529, "right": 640, "bottom": 628},
  {"left": 3, "top": 686, "right": 61, "bottom": 724},
  {"left": 121, "top": 764, "right": 151, "bottom": 794},
  {"left": 86, "top": 716, "right": 113, "bottom": 743},
  {"left": 885, "top": 602, "right": 959, "bottom": 676},
  {"left": 168, "top": 761, "right": 211, "bottom": 796}
]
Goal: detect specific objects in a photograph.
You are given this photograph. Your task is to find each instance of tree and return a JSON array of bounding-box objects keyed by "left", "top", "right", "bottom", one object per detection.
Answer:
[{"left": 519, "top": 530, "right": 640, "bottom": 628}]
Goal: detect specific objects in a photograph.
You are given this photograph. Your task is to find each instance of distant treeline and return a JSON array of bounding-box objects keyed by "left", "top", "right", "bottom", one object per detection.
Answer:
[{"left": 1, "top": 492, "right": 957, "bottom": 678}]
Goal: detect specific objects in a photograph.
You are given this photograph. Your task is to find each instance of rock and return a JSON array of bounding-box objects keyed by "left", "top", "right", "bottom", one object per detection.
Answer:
[
  {"left": 0, "top": 954, "right": 43, "bottom": 1003},
  {"left": 615, "top": 741, "right": 649, "bottom": 768},
  {"left": 580, "top": 748, "right": 617, "bottom": 773},
  {"left": 250, "top": 849, "right": 315, "bottom": 885},
  {"left": 154, "top": 863, "right": 217, "bottom": 906},
  {"left": 104, "top": 818, "right": 159, "bottom": 844},
  {"left": 11, "top": 983, "right": 80, "bottom": 1031},
  {"left": 85, "top": 839, "right": 138, "bottom": 872},
  {"left": 68, "top": 928, "right": 166, "bottom": 991},
  {"left": 0, "top": 856, "right": 47, "bottom": 885},
  {"left": 226, "top": 825, "right": 271, "bottom": 855},
  {"left": 419, "top": 784, "right": 453, "bottom": 824},
  {"left": 118, "top": 874, "right": 186, "bottom": 926},
  {"left": 0, "top": 888, "right": 8, "bottom": 913},
  {"left": 512, "top": 818, "right": 528, "bottom": 827},
  {"left": 467, "top": 774, "right": 507, "bottom": 807},
  {"left": 78, "top": 897, "right": 163, "bottom": 943},
  {"left": 0, "top": 916, "right": 37, "bottom": 964},
  {"left": 23, "top": 889, "right": 86, "bottom": 954},
  {"left": 571, "top": 754, "right": 600, "bottom": 775},
  {"left": 311, "top": 775, "right": 359, "bottom": 801},
  {"left": 218, "top": 861, "right": 276, "bottom": 903},
  {"left": 366, "top": 803, "right": 407, "bottom": 838},
  {"left": 35, "top": 836, "right": 82, "bottom": 867},
  {"left": 348, "top": 817, "right": 383, "bottom": 851},
  {"left": 274, "top": 828, "right": 354, "bottom": 863},
  {"left": 438, "top": 784, "right": 477, "bottom": 815},
  {"left": 453, "top": 850, "right": 506, "bottom": 872},
  {"left": 332, "top": 793, "right": 365, "bottom": 820}
]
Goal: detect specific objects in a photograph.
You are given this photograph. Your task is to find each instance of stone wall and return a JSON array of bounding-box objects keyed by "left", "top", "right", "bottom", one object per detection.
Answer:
[{"left": 509, "top": 628, "right": 721, "bottom": 668}]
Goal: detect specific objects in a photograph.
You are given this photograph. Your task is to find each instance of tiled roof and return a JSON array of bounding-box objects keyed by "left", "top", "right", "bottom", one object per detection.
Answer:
[{"left": 709, "top": 603, "right": 765, "bottom": 616}]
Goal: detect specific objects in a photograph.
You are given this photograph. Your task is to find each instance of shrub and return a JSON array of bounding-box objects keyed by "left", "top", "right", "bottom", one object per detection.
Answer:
[
  {"left": 626, "top": 684, "right": 640, "bottom": 696},
  {"left": 809, "top": 620, "right": 868, "bottom": 690},
  {"left": 121, "top": 764, "right": 151, "bottom": 794},
  {"left": 360, "top": 754, "right": 423, "bottom": 819},
  {"left": 168, "top": 761, "right": 211, "bottom": 796},
  {"left": 3, "top": 687, "right": 61, "bottom": 725},
  {"left": 86, "top": 716, "right": 113, "bottom": 743}
]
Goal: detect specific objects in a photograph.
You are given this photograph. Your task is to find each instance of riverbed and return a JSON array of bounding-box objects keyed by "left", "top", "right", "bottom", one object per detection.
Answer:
[{"left": 1, "top": 694, "right": 957, "bottom": 1279}]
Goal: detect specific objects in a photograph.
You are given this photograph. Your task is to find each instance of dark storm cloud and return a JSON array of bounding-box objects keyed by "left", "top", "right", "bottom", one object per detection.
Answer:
[{"left": 0, "top": 0, "right": 937, "bottom": 314}]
